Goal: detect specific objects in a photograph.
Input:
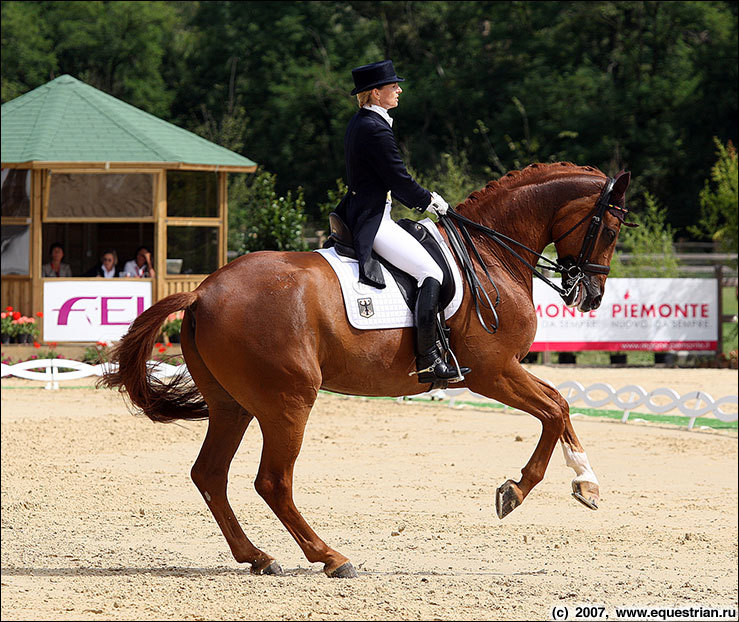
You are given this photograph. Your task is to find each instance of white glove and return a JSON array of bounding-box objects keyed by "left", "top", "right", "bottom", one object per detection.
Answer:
[{"left": 427, "top": 191, "right": 449, "bottom": 216}]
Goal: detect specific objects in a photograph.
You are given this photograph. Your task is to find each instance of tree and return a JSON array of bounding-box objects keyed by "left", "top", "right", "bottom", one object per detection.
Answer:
[
  {"left": 610, "top": 192, "right": 680, "bottom": 278},
  {"left": 2, "top": 0, "right": 736, "bottom": 240},
  {"left": 692, "top": 139, "right": 738, "bottom": 255},
  {"left": 1, "top": 0, "right": 186, "bottom": 117},
  {"left": 0, "top": 1, "right": 57, "bottom": 101}
]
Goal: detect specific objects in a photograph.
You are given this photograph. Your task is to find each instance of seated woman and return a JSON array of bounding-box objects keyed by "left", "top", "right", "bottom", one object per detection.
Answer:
[
  {"left": 121, "top": 246, "right": 155, "bottom": 278},
  {"left": 42, "top": 242, "right": 73, "bottom": 277},
  {"left": 84, "top": 249, "right": 121, "bottom": 278}
]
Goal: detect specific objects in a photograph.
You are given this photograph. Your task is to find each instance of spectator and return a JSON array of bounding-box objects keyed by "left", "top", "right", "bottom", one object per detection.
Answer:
[
  {"left": 121, "top": 245, "right": 155, "bottom": 278},
  {"left": 85, "top": 249, "right": 121, "bottom": 278},
  {"left": 42, "top": 242, "right": 72, "bottom": 277}
]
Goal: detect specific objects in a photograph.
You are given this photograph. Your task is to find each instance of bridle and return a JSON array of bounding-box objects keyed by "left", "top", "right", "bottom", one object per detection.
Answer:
[{"left": 439, "top": 175, "right": 632, "bottom": 333}]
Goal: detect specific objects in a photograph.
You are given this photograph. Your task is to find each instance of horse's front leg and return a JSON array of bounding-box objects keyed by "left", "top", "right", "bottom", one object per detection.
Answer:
[
  {"left": 561, "top": 417, "right": 600, "bottom": 510},
  {"left": 468, "top": 363, "right": 568, "bottom": 519}
]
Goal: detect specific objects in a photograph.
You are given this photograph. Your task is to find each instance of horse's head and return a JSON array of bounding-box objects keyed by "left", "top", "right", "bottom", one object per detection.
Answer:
[{"left": 553, "top": 170, "right": 632, "bottom": 311}]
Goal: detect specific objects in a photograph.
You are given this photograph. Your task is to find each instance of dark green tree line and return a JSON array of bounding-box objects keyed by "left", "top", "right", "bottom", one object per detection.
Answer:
[{"left": 2, "top": 0, "right": 737, "bottom": 239}]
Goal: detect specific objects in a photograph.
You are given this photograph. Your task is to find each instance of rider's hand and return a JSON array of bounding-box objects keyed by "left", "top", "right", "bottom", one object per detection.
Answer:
[{"left": 427, "top": 192, "right": 449, "bottom": 216}]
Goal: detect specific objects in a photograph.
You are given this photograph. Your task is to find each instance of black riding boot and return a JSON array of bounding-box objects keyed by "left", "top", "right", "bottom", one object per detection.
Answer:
[{"left": 414, "top": 278, "right": 470, "bottom": 384}]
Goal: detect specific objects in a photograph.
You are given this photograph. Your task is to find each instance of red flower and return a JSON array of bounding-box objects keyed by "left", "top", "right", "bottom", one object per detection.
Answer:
[
  {"left": 35, "top": 311, "right": 43, "bottom": 318},
  {"left": 48, "top": 342, "right": 58, "bottom": 348},
  {"left": 33, "top": 342, "right": 41, "bottom": 348},
  {"left": 12, "top": 311, "right": 21, "bottom": 320},
  {"left": 5, "top": 306, "right": 13, "bottom": 312},
  {"left": 158, "top": 347, "right": 167, "bottom": 353}
]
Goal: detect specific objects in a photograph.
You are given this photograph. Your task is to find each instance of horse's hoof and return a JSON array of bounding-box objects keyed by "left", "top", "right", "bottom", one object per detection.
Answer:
[
  {"left": 495, "top": 479, "right": 523, "bottom": 519},
  {"left": 571, "top": 480, "right": 599, "bottom": 510},
  {"left": 324, "top": 561, "right": 358, "bottom": 578},
  {"left": 251, "top": 559, "right": 283, "bottom": 575}
]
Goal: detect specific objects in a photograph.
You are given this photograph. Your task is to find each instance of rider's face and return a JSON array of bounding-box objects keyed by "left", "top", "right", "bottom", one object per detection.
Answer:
[{"left": 374, "top": 83, "right": 402, "bottom": 109}]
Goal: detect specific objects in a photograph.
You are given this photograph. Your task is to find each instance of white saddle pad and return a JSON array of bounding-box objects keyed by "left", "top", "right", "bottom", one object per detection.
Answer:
[{"left": 314, "top": 218, "right": 464, "bottom": 330}]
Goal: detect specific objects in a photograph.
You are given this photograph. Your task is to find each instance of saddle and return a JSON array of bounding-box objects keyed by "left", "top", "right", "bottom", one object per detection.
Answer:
[{"left": 323, "top": 213, "right": 456, "bottom": 312}]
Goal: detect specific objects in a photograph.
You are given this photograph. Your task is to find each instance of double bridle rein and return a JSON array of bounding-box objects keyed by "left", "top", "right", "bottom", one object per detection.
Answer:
[{"left": 439, "top": 176, "right": 631, "bottom": 333}]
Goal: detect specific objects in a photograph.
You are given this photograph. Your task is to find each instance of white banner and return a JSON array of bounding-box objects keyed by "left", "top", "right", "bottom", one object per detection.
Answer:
[
  {"left": 531, "top": 278, "right": 718, "bottom": 351},
  {"left": 43, "top": 280, "right": 152, "bottom": 342}
]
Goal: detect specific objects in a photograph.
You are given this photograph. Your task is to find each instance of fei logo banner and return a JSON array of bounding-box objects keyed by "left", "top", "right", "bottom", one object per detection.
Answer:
[{"left": 43, "top": 281, "right": 152, "bottom": 342}]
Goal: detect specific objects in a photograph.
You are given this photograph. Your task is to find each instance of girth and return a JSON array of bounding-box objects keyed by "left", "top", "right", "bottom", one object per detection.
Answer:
[{"left": 324, "top": 213, "right": 456, "bottom": 312}]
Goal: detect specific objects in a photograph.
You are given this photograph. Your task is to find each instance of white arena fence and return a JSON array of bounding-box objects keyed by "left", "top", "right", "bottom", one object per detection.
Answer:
[{"left": 2, "top": 358, "right": 737, "bottom": 431}]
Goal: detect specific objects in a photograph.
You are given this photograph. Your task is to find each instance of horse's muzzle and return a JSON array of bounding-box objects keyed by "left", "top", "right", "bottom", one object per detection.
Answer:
[
  {"left": 578, "top": 277, "right": 603, "bottom": 312},
  {"left": 561, "top": 275, "right": 603, "bottom": 312}
]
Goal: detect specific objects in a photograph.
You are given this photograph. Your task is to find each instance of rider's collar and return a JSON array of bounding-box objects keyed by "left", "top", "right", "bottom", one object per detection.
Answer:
[{"left": 363, "top": 104, "right": 393, "bottom": 128}]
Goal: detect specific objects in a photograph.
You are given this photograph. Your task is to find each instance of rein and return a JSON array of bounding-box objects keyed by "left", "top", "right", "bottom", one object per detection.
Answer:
[{"left": 439, "top": 176, "right": 626, "bottom": 333}]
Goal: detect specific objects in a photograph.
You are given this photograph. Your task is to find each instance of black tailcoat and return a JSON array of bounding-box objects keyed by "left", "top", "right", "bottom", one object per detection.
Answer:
[{"left": 335, "top": 108, "right": 430, "bottom": 287}]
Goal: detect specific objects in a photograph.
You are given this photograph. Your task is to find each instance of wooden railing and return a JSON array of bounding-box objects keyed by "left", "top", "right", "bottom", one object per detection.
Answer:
[{"left": 162, "top": 276, "right": 206, "bottom": 297}]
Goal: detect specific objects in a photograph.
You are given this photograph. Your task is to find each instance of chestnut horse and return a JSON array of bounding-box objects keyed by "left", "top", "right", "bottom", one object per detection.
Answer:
[{"left": 102, "top": 162, "right": 631, "bottom": 578}]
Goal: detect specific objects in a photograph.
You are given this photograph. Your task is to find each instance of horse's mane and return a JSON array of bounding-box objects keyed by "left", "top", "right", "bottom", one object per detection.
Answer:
[{"left": 457, "top": 162, "right": 603, "bottom": 211}]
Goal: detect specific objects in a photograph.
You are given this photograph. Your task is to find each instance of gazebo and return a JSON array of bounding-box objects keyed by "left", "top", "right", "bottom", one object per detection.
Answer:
[{"left": 1, "top": 74, "right": 256, "bottom": 342}]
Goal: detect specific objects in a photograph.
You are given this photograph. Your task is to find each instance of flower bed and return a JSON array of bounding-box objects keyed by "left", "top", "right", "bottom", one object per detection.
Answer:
[{"left": 1, "top": 307, "right": 42, "bottom": 344}]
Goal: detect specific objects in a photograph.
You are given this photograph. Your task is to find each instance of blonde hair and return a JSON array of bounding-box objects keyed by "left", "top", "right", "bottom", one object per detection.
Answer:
[{"left": 356, "top": 90, "right": 374, "bottom": 108}]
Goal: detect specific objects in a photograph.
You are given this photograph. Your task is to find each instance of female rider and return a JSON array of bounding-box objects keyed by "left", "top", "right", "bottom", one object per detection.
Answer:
[{"left": 336, "top": 60, "right": 470, "bottom": 384}]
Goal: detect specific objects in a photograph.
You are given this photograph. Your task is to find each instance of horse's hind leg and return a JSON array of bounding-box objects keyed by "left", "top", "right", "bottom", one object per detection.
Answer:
[
  {"left": 254, "top": 402, "right": 357, "bottom": 578},
  {"left": 191, "top": 405, "right": 281, "bottom": 574},
  {"left": 183, "top": 322, "right": 281, "bottom": 574},
  {"left": 560, "top": 417, "right": 600, "bottom": 510}
]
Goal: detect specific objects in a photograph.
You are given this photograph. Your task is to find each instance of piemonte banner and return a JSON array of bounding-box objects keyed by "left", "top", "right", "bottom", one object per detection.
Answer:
[{"left": 531, "top": 278, "right": 718, "bottom": 352}]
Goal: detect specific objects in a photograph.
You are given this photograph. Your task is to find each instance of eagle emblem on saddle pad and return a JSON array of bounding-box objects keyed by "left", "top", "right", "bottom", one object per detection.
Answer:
[{"left": 357, "top": 298, "right": 375, "bottom": 318}]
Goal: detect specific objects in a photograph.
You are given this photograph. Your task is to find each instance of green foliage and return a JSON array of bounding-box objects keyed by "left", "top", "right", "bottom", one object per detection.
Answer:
[
  {"left": 82, "top": 342, "right": 110, "bottom": 364},
  {"left": 691, "top": 139, "right": 738, "bottom": 255},
  {"left": 1, "top": 0, "right": 183, "bottom": 116},
  {"left": 416, "top": 152, "right": 486, "bottom": 209},
  {"left": 228, "top": 170, "right": 308, "bottom": 255},
  {"left": 390, "top": 151, "right": 487, "bottom": 221},
  {"left": 317, "top": 178, "right": 349, "bottom": 225},
  {"left": 162, "top": 318, "right": 182, "bottom": 338},
  {"left": 1, "top": 1, "right": 57, "bottom": 101},
  {"left": 2, "top": 1, "right": 737, "bottom": 241},
  {"left": 610, "top": 193, "right": 680, "bottom": 277}
]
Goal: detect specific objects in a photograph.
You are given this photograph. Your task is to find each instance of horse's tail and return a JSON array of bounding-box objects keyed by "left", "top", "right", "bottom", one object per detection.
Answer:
[{"left": 99, "top": 291, "right": 208, "bottom": 423}]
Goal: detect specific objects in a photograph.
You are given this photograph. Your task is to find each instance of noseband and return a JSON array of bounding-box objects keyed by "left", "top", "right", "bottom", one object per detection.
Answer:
[{"left": 440, "top": 176, "right": 630, "bottom": 333}]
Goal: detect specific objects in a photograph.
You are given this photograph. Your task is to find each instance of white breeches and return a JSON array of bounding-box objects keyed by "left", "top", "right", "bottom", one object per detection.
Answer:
[{"left": 372, "top": 199, "right": 443, "bottom": 287}]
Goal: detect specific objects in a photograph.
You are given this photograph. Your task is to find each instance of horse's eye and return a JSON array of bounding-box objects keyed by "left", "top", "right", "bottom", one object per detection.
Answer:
[{"left": 604, "top": 227, "right": 617, "bottom": 243}]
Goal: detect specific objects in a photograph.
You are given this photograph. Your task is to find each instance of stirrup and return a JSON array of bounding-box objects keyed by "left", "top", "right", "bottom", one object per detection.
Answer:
[{"left": 409, "top": 355, "right": 469, "bottom": 384}]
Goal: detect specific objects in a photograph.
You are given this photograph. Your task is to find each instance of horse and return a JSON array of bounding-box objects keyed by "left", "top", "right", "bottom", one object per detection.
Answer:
[{"left": 101, "top": 162, "right": 631, "bottom": 578}]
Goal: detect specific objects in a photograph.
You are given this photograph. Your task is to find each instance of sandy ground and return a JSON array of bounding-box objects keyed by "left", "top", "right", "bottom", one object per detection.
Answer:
[{"left": 1, "top": 366, "right": 737, "bottom": 621}]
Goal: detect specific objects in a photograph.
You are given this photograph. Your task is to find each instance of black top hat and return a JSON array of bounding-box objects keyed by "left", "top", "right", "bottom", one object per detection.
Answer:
[{"left": 350, "top": 60, "right": 405, "bottom": 95}]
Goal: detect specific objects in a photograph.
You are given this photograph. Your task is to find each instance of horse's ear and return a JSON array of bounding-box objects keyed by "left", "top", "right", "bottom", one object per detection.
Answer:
[{"left": 611, "top": 170, "right": 631, "bottom": 202}]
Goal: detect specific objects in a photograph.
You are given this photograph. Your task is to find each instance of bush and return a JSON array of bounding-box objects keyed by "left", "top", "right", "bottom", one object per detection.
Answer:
[{"left": 229, "top": 169, "right": 308, "bottom": 255}]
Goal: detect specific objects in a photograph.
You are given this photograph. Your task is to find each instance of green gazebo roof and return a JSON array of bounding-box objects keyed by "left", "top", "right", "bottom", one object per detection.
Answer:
[{"left": 1, "top": 75, "right": 256, "bottom": 171}]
